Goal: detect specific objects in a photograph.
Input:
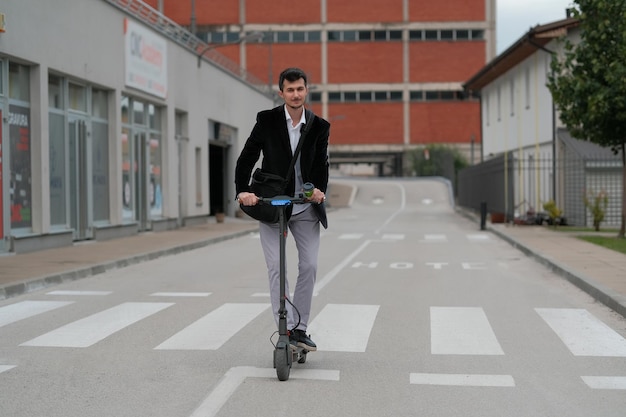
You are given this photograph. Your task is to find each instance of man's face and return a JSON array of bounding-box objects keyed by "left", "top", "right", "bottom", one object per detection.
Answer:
[{"left": 279, "top": 78, "right": 308, "bottom": 110}]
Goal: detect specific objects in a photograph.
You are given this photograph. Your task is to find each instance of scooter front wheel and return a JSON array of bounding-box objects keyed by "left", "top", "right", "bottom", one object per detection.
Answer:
[{"left": 274, "top": 348, "right": 291, "bottom": 381}]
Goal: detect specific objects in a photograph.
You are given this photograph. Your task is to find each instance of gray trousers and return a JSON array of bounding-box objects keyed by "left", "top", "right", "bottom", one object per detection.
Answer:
[{"left": 259, "top": 206, "right": 320, "bottom": 331}]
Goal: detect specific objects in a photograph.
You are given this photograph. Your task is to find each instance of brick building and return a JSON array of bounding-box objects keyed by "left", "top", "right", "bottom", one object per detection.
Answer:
[{"left": 147, "top": 0, "right": 495, "bottom": 175}]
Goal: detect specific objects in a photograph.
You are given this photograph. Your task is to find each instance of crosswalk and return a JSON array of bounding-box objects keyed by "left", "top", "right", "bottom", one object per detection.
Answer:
[
  {"left": 1, "top": 231, "right": 625, "bottom": 392},
  {"left": 2, "top": 293, "right": 626, "bottom": 389}
]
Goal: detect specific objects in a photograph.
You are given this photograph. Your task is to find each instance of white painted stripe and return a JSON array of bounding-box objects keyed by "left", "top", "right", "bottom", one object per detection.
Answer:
[
  {"left": 382, "top": 234, "right": 404, "bottom": 240},
  {"left": 467, "top": 234, "right": 490, "bottom": 241},
  {"left": 431, "top": 307, "right": 504, "bottom": 355},
  {"left": 536, "top": 308, "right": 626, "bottom": 356},
  {"left": 155, "top": 303, "right": 269, "bottom": 350},
  {"left": 150, "top": 292, "right": 211, "bottom": 297},
  {"left": 0, "top": 365, "right": 17, "bottom": 374},
  {"left": 314, "top": 240, "right": 373, "bottom": 295},
  {"left": 338, "top": 233, "right": 363, "bottom": 240},
  {"left": 581, "top": 376, "right": 626, "bottom": 390},
  {"left": 421, "top": 234, "right": 447, "bottom": 242},
  {"left": 21, "top": 302, "right": 173, "bottom": 348},
  {"left": 251, "top": 292, "right": 294, "bottom": 298},
  {"left": 410, "top": 373, "right": 515, "bottom": 387},
  {"left": 307, "top": 304, "right": 379, "bottom": 352},
  {"left": 190, "top": 366, "right": 339, "bottom": 417},
  {"left": 0, "top": 301, "right": 74, "bottom": 328},
  {"left": 47, "top": 290, "right": 112, "bottom": 296}
]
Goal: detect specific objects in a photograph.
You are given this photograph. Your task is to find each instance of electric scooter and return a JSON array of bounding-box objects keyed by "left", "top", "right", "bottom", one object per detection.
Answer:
[{"left": 257, "top": 183, "right": 315, "bottom": 381}]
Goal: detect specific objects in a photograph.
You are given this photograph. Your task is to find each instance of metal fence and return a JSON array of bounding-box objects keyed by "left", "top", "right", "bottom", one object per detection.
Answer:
[{"left": 458, "top": 152, "right": 623, "bottom": 227}]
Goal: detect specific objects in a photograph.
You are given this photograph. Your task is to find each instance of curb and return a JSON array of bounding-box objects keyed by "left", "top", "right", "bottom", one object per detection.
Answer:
[
  {"left": 456, "top": 207, "right": 626, "bottom": 319},
  {"left": 0, "top": 228, "right": 257, "bottom": 301},
  {"left": 489, "top": 227, "right": 626, "bottom": 319}
]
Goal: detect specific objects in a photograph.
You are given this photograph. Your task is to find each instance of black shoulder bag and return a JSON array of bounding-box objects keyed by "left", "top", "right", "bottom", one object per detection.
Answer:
[{"left": 240, "top": 110, "right": 314, "bottom": 224}]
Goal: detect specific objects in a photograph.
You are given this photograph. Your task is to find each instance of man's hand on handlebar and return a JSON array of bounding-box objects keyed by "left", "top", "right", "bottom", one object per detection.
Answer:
[{"left": 237, "top": 192, "right": 259, "bottom": 206}]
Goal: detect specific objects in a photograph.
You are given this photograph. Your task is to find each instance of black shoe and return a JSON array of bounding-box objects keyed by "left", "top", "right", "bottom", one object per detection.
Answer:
[{"left": 289, "top": 329, "right": 317, "bottom": 351}]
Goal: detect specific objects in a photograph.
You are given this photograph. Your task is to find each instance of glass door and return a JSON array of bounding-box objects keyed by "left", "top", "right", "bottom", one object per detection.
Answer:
[
  {"left": 122, "top": 129, "right": 151, "bottom": 231},
  {"left": 68, "top": 117, "right": 92, "bottom": 240}
]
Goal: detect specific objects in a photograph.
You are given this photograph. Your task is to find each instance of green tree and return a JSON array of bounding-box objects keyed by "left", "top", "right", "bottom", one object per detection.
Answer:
[
  {"left": 409, "top": 145, "right": 468, "bottom": 194},
  {"left": 547, "top": 0, "right": 626, "bottom": 238}
]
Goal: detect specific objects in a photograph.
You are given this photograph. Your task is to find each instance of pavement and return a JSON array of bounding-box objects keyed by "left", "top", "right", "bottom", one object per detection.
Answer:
[{"left": 1, "top": 210, "right": 625, "bottom": 320}]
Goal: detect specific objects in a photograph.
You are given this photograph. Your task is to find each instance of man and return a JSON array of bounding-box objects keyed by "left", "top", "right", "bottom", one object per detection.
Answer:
[{"left": 235, "top": 67, "right": 330, "bottom": 351}]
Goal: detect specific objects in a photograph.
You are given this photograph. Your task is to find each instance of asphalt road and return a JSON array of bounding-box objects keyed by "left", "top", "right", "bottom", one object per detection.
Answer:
[{"left": 1, "top": 178, "right": 625, "bottom": 417}]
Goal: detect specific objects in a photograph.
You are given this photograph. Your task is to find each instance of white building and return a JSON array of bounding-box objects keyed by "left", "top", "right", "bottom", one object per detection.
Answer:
[{"left": 0, "top": 0, "right": 273, "bottom": 253}]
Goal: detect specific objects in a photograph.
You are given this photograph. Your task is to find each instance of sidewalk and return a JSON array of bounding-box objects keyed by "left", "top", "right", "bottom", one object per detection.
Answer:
[
  {"left": 488, "top": 222, "right": 626, "bottom": 318},
  {"left": 0, "top": 218, "right": 259, "bottom": 300},
  {"left": 1, "top": 214, "right": 625, "bottom": 320}
]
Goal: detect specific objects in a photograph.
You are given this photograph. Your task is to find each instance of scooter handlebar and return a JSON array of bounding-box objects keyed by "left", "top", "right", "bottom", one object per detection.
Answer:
[{"left": 257, "top": 194, "right": 308, "bottom": 206}]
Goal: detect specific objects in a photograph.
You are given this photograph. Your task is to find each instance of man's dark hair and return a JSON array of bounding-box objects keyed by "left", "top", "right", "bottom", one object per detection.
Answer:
[{"left": 278, "top": 67, "right": 308, "bottom": 91}]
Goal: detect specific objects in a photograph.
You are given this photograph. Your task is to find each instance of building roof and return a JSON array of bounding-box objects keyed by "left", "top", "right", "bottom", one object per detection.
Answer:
[
  {"left": 558, "top": 128, "right": 622, "bottom": 160},
  {"left": 464, "top": 17, "right": 579, "bottom": 92}
]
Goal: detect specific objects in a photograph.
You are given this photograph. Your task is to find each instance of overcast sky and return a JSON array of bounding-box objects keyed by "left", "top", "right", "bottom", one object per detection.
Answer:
[{"left": 497, "top": 0, "right": 575, "bottom": 53}]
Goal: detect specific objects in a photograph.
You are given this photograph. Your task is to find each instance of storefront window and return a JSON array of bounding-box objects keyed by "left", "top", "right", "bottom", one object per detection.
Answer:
[{"left": 8, "top": 63, "right": 32, "bottom": 230}]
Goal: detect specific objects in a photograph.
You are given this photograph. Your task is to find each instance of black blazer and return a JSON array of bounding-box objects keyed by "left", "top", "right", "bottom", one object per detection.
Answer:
[{"left": 235, "top": 105, "right": 330, "bottom": 228}]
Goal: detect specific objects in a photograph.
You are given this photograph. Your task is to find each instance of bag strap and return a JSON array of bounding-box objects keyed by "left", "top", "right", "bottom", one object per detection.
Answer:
[{"left": 285, "top": 109, "right": 314, "bottom": 184}]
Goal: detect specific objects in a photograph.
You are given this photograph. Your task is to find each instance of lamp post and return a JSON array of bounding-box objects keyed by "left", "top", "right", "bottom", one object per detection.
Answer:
[{"left": 197, "top": 31, "right": 263, "bottom": 68}]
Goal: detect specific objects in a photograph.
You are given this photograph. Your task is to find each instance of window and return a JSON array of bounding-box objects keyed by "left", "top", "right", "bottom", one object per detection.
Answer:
[
  {"left": 92, "top": 88, "right": 108, "bottom": 119},
  {"left": 373, "top": 91, "right": 386, "bottom": 101},
  {"left": 8, "top": 62, "right": 29, "bottom": 101},
  {"left": 409, "top": 30, "right": 423, "bottom": 41},
  {"left": 441, "top": 30, "right": 453, "bottom": 40},
  {"left": 389, "top": 30, "right": 402, "bottom": 40},
  {"left": 359, "top": 91, "right": 372, "bottom": 102},
  {"left": 343, "top": 31, "right": 357, "bottom": 41},
  {"left": 389, "top": 91, "right": 403, "bottom": 101},
  {"left": 48, "top": 74, "right": 63, "bottom": 109},
  {"left": 68, "top": 83, "right": 87, "bottom": 112},
  {"left": 425, "top": 30, "right": 438, "bottom": 40},
  {"left": 410, "top": 91, "right": 424, "bottom": 101},
  {"left": 309, "top": 92, "right": 321, "bottom": 102},
  {"left": 344, "top": 92, "right": 357, "bottom": 102},
  {"left": 328, "top": 92, "right": 341, "bottom": 102},
  {"left": 456, "top": 30, "right": 469, "bottom": 40},
  {"left": 358, "top": 31, "right": 372, "bottom": 41}
]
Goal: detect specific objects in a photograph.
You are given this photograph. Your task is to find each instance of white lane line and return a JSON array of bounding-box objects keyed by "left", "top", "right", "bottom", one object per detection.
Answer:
[
  {"left": 373, "top": 183, "right": 405, "bottom": 235},
  {"left": 307, "top": 304, "right": 379, "bottom": 352},
  {"left": 338, "top": 233, "right": 363, "bottom": 239},
  {"left": 536, "top": 308, "right": 626, "bottom": 356},
  {"left": 410, "top": 373, "right": 515, "bottom": 387},
  {"left": 421, "top": 234, "right": 447, "bottom": 242},
  {"left": 155, "top": 303, "right": 269, "bottom": 350},
  {"left": 47, "top": 291, "right": 112, "bottom": 296},
  {"left": 189, "top": 366, "right": 339, "bottom": 417},
  {"left": 431, "top": 307, "right": 504, "bottom": 355},
  {"left": 581, "top": 376, "right": 626, "bottom": 390},
  {"left": 0, "top": 301, "right": 74, "bottom": 328},
  {"left": 382, "top": 234, "right": 404, "bottom": 240},
  {"left": 21, "top": 302, "right": 173, "bottom": 348},
  {"left": 467, "top": 234, "right": 491, "bottom": 242},
  {"left": 150, "top": 292, "right": 212, "bottom": 297},
  {"left": 0, "top": 365, "right": 17, "bottom": 374},
  {"left": 314, "top": 240, "right": 374, "bottom": 295}
]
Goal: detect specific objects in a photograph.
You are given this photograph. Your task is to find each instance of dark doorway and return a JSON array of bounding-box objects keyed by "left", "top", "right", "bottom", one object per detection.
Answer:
[{"left": 209, "top": 143, "right": 226, "bottom": 216}]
